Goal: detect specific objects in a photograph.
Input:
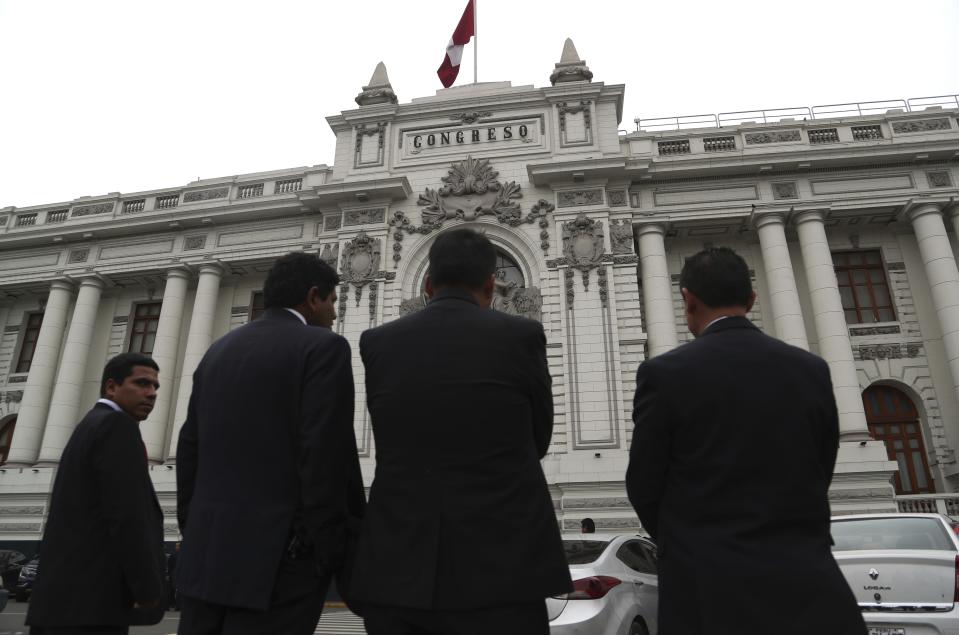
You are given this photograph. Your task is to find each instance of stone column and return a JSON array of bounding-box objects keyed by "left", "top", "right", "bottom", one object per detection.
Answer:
[
  {"left": 5, "top": 281, "right": 75, "bottom": 466},
  {"left": 36, "top": 277, "right": 106, "bottom": 465},
  {"left": 908, "top": 203, "right": 959, "bottom": 411},
  {"left": 795, "top": 210, "right": 870, "bottom": 441},
  {"left": 755, "top": 213, "right": 809, "bottom": 349},
  {"left": 167, "top": 264, "right": 222, "bottom": 460},
  {"left": 140, "top": 267, "right": 190, "bottom": 463},
  {"left": 637, "top": 223, "right": 678, "bottom": 357}
]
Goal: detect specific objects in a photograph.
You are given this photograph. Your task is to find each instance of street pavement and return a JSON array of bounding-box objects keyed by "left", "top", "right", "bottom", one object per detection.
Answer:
[{"left": 0, "top": 602, "right": 366, "bottom": 635}]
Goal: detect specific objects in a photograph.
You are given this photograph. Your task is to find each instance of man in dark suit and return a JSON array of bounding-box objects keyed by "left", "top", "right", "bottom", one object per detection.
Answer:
[
  {"left": 176, "top": 252, "right": 365, "bottom": 635},
  {"left": 626, "top": 247, "right": 865, "bottom": 635},
  {"left": 354, "top": 228, "right": 571, "bottom": 635},
  {"left": 27, "top": 353, "right": 166, "bottom": 635}
]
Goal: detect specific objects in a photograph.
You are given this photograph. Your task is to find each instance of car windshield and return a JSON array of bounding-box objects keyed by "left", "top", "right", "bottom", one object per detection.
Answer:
[
  {"left": 831, "top": 517, "right": 955, "bottom": 551},
  {"left": 563, "top": 540, "right": 610, "bottom": 564}
]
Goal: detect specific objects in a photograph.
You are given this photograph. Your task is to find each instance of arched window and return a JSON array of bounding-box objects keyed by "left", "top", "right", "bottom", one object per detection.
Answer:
[
  {"left": 863, "top": 385, "right": 934, "bottom": 494},
  {"left": 0, "top": 417, "right": 16, "bottom": 465}
]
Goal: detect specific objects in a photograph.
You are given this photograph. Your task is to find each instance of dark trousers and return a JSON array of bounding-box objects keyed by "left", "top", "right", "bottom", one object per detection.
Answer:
[
  {"left": 363, "top": 602, "right": 550, "bottom": 635},
  {"left": 178, "top": 557, "right": 329, "bottom": 635},
  {"left": 31, "top": 628, "right": 128, "bottom": 635}
]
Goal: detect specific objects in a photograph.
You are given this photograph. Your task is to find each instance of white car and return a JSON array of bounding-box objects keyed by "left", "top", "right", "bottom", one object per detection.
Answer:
[
  {"left": 832, "top": 513, "right": 959, "bottom": 635},
  {"left": 548, "top": 534, "right": 658, "bottom": 635}
]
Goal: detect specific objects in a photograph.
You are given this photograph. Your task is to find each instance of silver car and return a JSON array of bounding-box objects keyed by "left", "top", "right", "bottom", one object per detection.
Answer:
[
  {"left": 548, "top": 534, "right": 658, "bottom": 635},
  {"left": 832, "top": 513, "right": 959, "bottom": 635}
]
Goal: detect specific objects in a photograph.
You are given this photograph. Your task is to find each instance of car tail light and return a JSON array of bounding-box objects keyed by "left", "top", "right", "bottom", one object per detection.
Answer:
[
  {"left": 954, "top": 555, "right": 959, "bottom": 603},
  {"left": 563, "top": 576, "right": 622, "bottom": 600}
]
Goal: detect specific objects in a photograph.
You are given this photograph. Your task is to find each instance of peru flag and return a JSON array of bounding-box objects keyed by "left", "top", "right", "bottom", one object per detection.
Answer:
[{"left": 437, "top": 0, "right": 475, "bottom": 88}]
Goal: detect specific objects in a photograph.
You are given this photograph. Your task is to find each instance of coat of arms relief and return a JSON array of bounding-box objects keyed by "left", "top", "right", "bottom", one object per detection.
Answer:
[{"left": 395, "top": 156, "right": 550, "bottom": 322}]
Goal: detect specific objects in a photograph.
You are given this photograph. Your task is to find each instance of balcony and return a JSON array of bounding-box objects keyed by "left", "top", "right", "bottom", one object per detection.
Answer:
[
  {"left": 703, "top": 136, "right": 736, "bottom": 152},
  {"left": 808, "top": 128, "right": 840, "bottom": 144},
  {"left": 657, "top": 140, "right": 690, "bottom": 156},
  {"left": 275, "top": 178, "right": 302, "bottom": 194}
]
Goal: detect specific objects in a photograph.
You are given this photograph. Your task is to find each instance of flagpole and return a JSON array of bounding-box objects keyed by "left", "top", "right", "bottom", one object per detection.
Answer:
[{"left": 473, "top": 0, "right": 478, "bottom": 84}]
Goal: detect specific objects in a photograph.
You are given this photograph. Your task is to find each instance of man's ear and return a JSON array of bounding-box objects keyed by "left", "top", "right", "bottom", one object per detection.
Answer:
[
  {"left": 481, "top": 274, "right": 495, "bottom": 301},
  {"left": 681, "top": 287, "right": 697, "bottom": 314},
  {"left": 745, "top": 290, "right": 757, "bottom": 313},
  {"left": 424, "top": 275, "right": 435, "bottom": 298},
  {"left": 103, "top": 378, "right": 118, "bottom": 400}
]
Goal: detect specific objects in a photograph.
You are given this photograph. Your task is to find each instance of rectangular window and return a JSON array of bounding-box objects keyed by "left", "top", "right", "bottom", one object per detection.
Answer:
[
  {"left": 833, "top": 251, "right": 896, "bottom": 324},
  {"left": 128, "top": 302, "right": 162, "bottom": 354},
  {"left": 249, "top": 291, "right": 266, "bottom": 321},
  {"left": 15, "top": 313, "right": 44, "bottom": 373}
]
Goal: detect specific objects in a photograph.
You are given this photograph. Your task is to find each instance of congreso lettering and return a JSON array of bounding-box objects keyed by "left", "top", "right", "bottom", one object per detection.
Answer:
[{"left": 412, "top": 124, "right": 530, "bottom": 149}]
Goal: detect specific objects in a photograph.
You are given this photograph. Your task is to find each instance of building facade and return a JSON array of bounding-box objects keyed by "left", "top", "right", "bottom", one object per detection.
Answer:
[{"left": 1, "top": 43, "right": 958, "bottom": 546}]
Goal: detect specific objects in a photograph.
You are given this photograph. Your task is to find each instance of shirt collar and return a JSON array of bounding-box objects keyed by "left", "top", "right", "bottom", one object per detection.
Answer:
[
  {"left": 284, "top": 308, "right": 307, "bottom": 325},
  {"left": 703, "top": 315, "right": 732, "bottom": 332},
  {"left": 96, "top": 398, "right": 122, "bottom": 412}
]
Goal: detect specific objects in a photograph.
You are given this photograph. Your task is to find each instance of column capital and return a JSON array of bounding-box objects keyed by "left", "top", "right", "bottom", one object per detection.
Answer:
[
  {"left": 793, "top": 209, "right": 827, "bottom": 226},
  {"left": 48, "top": 279, "right": 76, "bottom": 293},
  {"left": 197, "top": 262, "right": 224, "bottom": 277},
  {"left": 635, "top": 222, "right": 667, "bottom": 238},
  {"left": 76, "top": 274, "right": 107, "bottom": 290},
  {"left": 163, "top": 266, "right": 193, "bottom": 281},
  {"left": 900, "top": 197, "right": 948, "bottom": 223},
  {"left": 753, "top": 210, "right": 788, "bottom": 230}
]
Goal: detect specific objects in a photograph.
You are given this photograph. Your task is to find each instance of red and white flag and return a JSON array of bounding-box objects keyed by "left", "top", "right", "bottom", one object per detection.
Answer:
[{"left": 437, "top": 0, "right": 475, "bottom": 88}]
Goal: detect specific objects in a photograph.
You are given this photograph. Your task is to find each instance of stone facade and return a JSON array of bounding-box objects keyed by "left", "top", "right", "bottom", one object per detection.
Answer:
[{"left": 0, "top": 49, "right": 958, "bottom": 543}]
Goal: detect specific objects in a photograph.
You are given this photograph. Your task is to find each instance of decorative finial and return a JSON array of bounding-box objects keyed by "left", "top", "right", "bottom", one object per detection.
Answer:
[
  {"left": 550, "top": 38, "right": 593, "bottom": 86},
  {"left": 355, "top": 61, "right": 398, "bottom": 106}
]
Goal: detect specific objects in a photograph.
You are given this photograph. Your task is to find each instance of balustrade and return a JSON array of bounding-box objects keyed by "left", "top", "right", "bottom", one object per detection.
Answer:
[
  {"left": 122, "top": 199, "right": 145, "bottom": 214},
  {"left": 852, "top": 125, "right": 883, "bottom": 141},
  {"left": 275, "top": 178, "right": 302, "bottom": 194},
  {"left": 155, "top": 194, "right": 179, "bottom": 209},
  {"left": 238, "top": 183, "right": 264, "bottom": 198},
  {"left": 703, "top": 136, "right": 736, "bottom": 152},
  {"left": 15, "top": 214, "right": 37, "bottom": 227},
  {"left": 808, "top": 128, "right": 840, "bottom": 144},
  {"left": 46, "top": 210, "right": 68, "bottom": 223},
  {"left": 657, "top": 139, "right": 690, "bottom": 155},
  {"left": 895, "top": 494, "right": 959, "bottom": 518}
]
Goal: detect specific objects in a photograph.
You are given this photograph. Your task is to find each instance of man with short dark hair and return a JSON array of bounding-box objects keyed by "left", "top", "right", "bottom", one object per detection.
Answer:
[
  {"left": 626, "top": 247, "right": 866, "bottom": 635},
  {"left": 580, "top": 518, "right": 595, "bottom": 534},
  {"left": 28, "top": 353, "right": 166, "bottom": 634},
  {"left": 176, "top": 252, "right": 365, "bottom": 634},
  {"left": 354, "top": 228, "right": 571, "bottom": 635}
]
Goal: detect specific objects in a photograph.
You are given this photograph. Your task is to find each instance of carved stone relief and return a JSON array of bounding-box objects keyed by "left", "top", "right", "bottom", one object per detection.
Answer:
[
  {"left": 609, "top": 220, "right": 633, "bottom": 254},
  {"left": 850, "top": 325, "right": 901, "bottom": 337},
  {"left": 324, "top": 215, "right": 342, "bottom": 231},
  {"left": 340, "top": 231, "right": 382, "bottom": 286},
  {"left": 772, "top": 182, "right": 799, "bottom": 200},
  {"left": 892, "top": 118, "right": 951, "bottom": 134},
  {"left": 744, "top": 130, "right": 801, "bottom": 145},
  {"left": 354, "top": 123, "right": 387, "bottom": 168},
  {"left": 561, "top": 214, "right": 605, "bottom": 304},
  {"left": 319, "top": 243, "right": 339, "bottom": 268},
  {"left": 857, "top": 343, "right": 922, "bottom": 360},
  {"left": 184, "top": 236, "right": 207, "bottom": 250},
  {"left": 557, "top": 189, "right": 604, "bottom": 208},
  {"left": 558, "top": 101, "right": 592, "bottom": 145},
  {"left": 449, "top": 111, "right": 492, "bottom": 124},
  {"left": 183, "top": 187, "right": 229, "bottom": 203},
  {"left": 607, "top": 190, "right": 627, "bottom": 207},
  {"left": 927, "top": 171, "right": 953, "bottom": 188},
  {"left": 68, "top": 249, "right": 90, "bottom": 264},
  {"left": 344, "top": 208, "right": 386, "bottom": 227},
  {"left": 389, "top": 157, "right": 554, "bottom": 267},
  {"left": 71, "top": 202, "right": 114, "bottom": 218},
  {"left": 417, "top": 156, "right": 522, "bottom": 229}
]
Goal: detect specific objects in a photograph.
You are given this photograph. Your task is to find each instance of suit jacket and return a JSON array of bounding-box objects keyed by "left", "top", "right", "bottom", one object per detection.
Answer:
[
  {"left": 626, "top": 316, "right": 865, "bottom": 635},
  {"left": 352, "top": 288, "right": 571, "bottom": 610},
  {"left": 176, "top": 308, "right": 365, "bottom": 610},
  {"left": 27, "top": 403, "right": 165, "bottom": 627}
]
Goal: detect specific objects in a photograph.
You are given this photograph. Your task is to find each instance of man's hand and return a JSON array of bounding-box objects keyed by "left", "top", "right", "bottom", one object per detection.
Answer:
[{"left": 133, "top": 597, "right": 160, "bottom": 610}]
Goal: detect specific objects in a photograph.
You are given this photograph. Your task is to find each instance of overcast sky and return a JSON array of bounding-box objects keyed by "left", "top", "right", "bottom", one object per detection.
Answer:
[{"left": 2, "top": 0, "right": 957, "bottom": 209}]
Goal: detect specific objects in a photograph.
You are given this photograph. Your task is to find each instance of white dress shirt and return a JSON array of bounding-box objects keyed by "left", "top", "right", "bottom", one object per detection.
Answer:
[
  {"left": 284, "top": 308, "right": 307, "bottom": 325},
  {"left": 96, "top": 398, "right": 122, "bottom": 412}
]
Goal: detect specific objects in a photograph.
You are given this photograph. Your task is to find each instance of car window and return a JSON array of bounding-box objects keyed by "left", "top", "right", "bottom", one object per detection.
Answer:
[
  {"left": 831, "top": 517, "right": 955, "bottom": 551},
  {"left": 638, "top": 541, "right": 658, "bottom": 574},
  {"left": 617, "top": 540, "right": 656, "bottom": 574},
  {"left": 562, "top": 540, "right": 610, "bottom": 565}
]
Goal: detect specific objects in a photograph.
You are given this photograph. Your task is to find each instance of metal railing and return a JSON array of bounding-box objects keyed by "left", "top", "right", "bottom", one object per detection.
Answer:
[{"left": 635, "top": 94, "right": 959, "bottom": 132}]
